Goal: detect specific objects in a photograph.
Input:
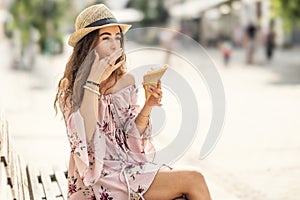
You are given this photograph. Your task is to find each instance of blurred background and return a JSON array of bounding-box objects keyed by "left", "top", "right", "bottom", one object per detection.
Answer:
[
  {"left": 1, "top": 0, "right": 300, "bottom": 60},
  {"left": 0, "top": 0, "right": 299, "bottom": 199}
]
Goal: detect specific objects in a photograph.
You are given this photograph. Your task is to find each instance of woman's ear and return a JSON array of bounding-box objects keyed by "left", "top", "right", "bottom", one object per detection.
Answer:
[{"left": 60, "top": 78, "right": 70, "bottom": 90}]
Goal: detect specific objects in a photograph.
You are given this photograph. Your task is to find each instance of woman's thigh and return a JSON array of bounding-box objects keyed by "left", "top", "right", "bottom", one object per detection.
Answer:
[{"left": 143, "top": 169, "right": 206, "bottom": 200}]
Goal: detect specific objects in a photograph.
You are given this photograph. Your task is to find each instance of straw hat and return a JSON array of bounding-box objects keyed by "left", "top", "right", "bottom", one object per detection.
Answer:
[{"left": 68, "top": 4, "right": 131, "bottom": 47}]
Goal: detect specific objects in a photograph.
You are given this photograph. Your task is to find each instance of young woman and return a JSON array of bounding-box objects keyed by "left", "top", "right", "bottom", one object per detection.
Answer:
[{"left": 54, "top": 4, "right": 211, "bottom": 200}]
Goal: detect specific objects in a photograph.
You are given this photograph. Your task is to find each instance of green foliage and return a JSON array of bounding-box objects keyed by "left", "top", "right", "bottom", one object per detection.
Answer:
[
  {"left": 271, "top": 0, "right": 300, "bottom": 32},
  {"left": 127, "top": 0, "right": 169, "bottom": 26},
  {"left": 9, "top": 0, "right": 70, "bottom": 54}
]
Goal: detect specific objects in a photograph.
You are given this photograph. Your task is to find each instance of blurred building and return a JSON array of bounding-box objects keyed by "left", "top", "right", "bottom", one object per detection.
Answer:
[
  {"left": 3, "top": 0, "right": 299, "bottom": 49},
  {"left": 169, "top": 0, "right": 261, "bottom": 45},
  {"left": 168, "top": 0, "right": 295, "bottom": 47}
]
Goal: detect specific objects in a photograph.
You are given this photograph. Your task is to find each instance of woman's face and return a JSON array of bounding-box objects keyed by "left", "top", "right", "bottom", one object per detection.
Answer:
[{"left": 95, "top": 26, "right": 122, "bottom": 59}]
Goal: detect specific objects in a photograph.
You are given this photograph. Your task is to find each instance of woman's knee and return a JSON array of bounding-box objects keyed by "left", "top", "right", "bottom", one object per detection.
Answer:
[
  {"left": 195, "top": 171, "right": 209, "bottom": 191},
  {"left": 186, "top": 170, "right": 211, "bottom": 199},
  {"left": 189, "top": 170, "right": 206, "bottom": 186},
  {"left": 177, "top": 170, "right": 205, "bottom": 190}
]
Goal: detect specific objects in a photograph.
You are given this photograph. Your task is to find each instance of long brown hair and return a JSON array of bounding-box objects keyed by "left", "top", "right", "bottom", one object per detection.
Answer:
[{"left": 54, "top": 27, "right": 126, "bottom": 116}]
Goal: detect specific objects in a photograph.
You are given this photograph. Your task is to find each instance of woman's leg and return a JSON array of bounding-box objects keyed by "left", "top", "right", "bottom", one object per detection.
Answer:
[{"left": 143, "top": 169, "right": 211, "bottom": 200}]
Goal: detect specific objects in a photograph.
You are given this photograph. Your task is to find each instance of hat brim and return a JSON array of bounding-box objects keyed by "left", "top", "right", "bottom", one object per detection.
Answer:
[{"left": 68, "top": 23, "right": 131, "bottom": 47}]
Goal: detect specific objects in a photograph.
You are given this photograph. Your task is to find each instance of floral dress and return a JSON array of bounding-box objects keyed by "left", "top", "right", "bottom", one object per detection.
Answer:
[{"left": 63, "top": 84, "right": 162, "bottom": 200}]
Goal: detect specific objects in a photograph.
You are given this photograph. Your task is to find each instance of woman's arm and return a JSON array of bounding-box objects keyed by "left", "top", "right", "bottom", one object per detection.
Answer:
[
  {"left": 79, "top": 49, "right": 125, "bottom": 143},
  {"left": 79, "top": 83, "right": 99, "bottom": 142},
  {"left": 135, "top": 82, "right": 162, "bottom": 134},
  {"left": 135, "top": 104, "right": 152, "bottom": 133}
]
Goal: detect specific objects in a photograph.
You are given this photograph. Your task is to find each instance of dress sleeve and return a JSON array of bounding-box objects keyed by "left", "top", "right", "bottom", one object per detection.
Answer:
[
  {"left": 124, "top": 85, "right": 155, "bottom": 157},
  {"left": 66, "top": 110, "right": 106, "bottom": 187}
]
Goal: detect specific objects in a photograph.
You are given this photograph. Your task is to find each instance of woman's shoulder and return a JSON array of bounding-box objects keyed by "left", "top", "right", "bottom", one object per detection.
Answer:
[
  {"left": 112, "top": 73, "right": 136, "bottom": 94},
  {"left": 121, "top": 73, "right": 135, "bottom": 84},
  {"left": 117, "top": 73, "right": 135, "bottom": 88}
]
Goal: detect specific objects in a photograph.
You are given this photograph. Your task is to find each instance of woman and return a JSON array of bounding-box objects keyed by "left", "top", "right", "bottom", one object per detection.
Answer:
[{"left": 54, "top": 4, "right": 211, "bottom": 200}]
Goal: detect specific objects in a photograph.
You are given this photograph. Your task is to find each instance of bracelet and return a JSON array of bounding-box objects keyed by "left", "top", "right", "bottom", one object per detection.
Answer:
[
  {"left": 139, "top": 113, "right": 150, "bottom": 118},
  {"left": 136, "top": 114, "right": 149, "bottom": 126},
  {"left": 136, "top": 119, "right": 149, "bottom": 126},
  {"left": 86, "top": 80, "right": 100, "bottom": 87},
  {"left": 136, "top": 121, "right": 149, "bottom": 126},
  {"left": 83, "top": 85, "right": 101, "bottom": 96}
]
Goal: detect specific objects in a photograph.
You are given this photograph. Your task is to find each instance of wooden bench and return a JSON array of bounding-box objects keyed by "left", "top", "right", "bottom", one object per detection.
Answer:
[
  {"left": 0, "top": 112, "right": 68, "bottom": 200},
  {"left": 0, "top": 111, "right": 188, "bottom": 200}
]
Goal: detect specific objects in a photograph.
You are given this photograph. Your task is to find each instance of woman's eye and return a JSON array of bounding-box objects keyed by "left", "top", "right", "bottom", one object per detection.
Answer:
[
  {"left": 103, "top": 37, "right": 110, "bottom": 41},
  {"left": 116, "top": 36, "right": 122, "bottom": 40}
]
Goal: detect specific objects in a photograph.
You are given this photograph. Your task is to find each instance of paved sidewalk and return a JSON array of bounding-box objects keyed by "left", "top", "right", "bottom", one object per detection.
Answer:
[
  {"left": 181, "top": 46, "right": 300, "bottom": 200},
  {"left": 1, "top": 36, "right": 300, "bottom": 199}
]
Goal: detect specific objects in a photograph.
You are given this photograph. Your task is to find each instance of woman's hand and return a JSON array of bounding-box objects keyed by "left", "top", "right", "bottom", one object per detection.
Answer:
[
  {"left": 143, "top": 81, "right": 163, "bottom": 107},
  {"left": 88, "top": 48, "right": 125, "bottom": 83}
]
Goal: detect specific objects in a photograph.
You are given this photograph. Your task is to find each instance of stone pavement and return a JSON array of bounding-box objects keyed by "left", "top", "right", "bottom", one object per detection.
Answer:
[
  {"left": 179, "top": 46, "right": 300, "bottom": 200},
  {"left": 1, "top": 36, "right": 300, "bottom": 199}
]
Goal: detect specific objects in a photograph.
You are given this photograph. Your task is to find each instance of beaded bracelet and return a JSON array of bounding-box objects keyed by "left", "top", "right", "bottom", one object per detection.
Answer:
[
  {"left": 83, "top": 85, "right": 100, "bottom": 96},
  {"left": 136, "top": 117, "right": 149, "bottom": 126},
  {"left": 86, "top": 80, "right": 100, "bottom": 87},
  {"left": 139, "top": 113, "right": 150, "bottom": 118}
]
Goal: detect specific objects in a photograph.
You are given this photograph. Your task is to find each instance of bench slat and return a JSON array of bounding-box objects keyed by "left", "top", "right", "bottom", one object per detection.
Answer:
[
  {"left": 10, "top": 149, "right": 23, "bottom": 199},
  {"left": 18, "top": 157, "right": 31, "bottom": 200},
  {"left": 27, "top": 165, "right": 45, "bottom": 200},
  {"left": 40, "top": 168, "right": 61, "bottom": 200},
  {"left": 0, "top": 162, "right": 13, "bottom": 199},
  {"left": 54, "top": 168, "right": 68, "bottom": 200},
  {"left": 0, "top": 113, "right": 9, "bottom": 167}
]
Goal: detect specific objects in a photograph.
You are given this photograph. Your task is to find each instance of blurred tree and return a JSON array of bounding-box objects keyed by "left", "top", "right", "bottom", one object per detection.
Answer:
[
  {"left": 8, "top": 0, "right": 70, "bottom": 55},
  {"left": 126, "top": 0, "right": 169, "bottom": 26},
  {"left": 272, "top": 0, "right": 300, "bottom": 32}
]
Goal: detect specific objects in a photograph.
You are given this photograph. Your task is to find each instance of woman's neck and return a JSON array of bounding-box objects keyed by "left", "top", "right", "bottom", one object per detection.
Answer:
[{"left": 100, "top": 73, "right": 123, "bottom": 94}]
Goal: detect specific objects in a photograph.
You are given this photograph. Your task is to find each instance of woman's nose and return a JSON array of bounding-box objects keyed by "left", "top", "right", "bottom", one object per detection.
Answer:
[{"left": 110, "top": 38, "right": 119, "bottom": 50}]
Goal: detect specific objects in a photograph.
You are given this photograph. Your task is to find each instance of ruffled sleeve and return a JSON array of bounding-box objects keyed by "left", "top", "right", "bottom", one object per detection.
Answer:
[
  {"left": 123, "top": 85, "right": 155, "bottom": 158},
  {"left": 66, "top": 110, "right": 106, "bottom": 187}
]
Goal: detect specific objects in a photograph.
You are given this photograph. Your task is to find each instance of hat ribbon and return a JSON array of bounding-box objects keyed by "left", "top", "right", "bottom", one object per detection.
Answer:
[{"left": 85, "top": 17, "right": 117, "bottom": 28}]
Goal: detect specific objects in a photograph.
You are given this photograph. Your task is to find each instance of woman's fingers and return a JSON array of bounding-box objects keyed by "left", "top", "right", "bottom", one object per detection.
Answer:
[
  {"left": 143, "top": 83, "right": 163, "bottom": 106},
  {"left": 101, "top": 49, "right": 123, "bottom": 71},
  {"left": 103, "top": 57, "right": 125, "bottom": 73},
  {"left": 94, "top": 49, "right": 124, "bottom": 81},
  {"left": 111, "top": 59, "right": 125, "bottom": 71},
  {"left": 92, "top": 51, "right": 100, "bottom": 66},
  {"left": 157, "top": 80, "right": 161, "bottom": 89},
  {"left": 88, "top": 49, "right": 125, "bottom": 83},
  {"left": 105, "top": 48, "right": 123, "bottom": 66},
  {"left": 148, "top": 85, "right": 162, "bottom": 98},
  {"left": 94, "top": 50, "right": 99, "bottom": 60}
]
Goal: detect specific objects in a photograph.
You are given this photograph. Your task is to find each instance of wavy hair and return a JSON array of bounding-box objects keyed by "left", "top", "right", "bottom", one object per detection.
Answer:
[{"left": 54, "top": 27, "right": 126, "bottom": 118}]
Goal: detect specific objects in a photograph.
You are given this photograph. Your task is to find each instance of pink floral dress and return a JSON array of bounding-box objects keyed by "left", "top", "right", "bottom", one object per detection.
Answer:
[{"left": 63, "top": 84, "right": 162, "bottom": 200}]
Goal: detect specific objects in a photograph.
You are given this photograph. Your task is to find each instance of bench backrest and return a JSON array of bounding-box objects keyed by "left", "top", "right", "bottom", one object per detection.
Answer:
[{"left": 0, "top": 111, "right": 68, "bottom": 200}]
